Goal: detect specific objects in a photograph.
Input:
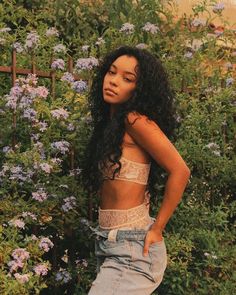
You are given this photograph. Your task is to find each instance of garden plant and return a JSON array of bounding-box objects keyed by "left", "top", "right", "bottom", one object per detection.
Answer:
[{"left": 0, "top": 0, "right": 235, "bottom": 294}]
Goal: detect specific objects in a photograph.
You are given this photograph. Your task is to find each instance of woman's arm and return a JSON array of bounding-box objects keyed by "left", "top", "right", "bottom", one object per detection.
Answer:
[{"left": 125, "top": 112, "right": 191, "bottom": 255}]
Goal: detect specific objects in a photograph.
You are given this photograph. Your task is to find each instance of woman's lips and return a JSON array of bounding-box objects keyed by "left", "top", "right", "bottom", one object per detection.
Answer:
[{"left": 104, "top": 88, "right": 117, "bottom": 96}]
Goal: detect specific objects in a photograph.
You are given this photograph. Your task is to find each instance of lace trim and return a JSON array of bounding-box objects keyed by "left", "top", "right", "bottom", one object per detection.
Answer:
[
  {"left": 99, "top": 202, "right": 151, "bottom": 229},
  {"left": 102, "top": 156, "right": 151, "bottom": 185}
]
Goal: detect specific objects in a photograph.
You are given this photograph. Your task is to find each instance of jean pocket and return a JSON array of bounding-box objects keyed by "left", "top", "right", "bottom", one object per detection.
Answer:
[{"left": 149, "top": 240, "right": 167, "bottom": 283}]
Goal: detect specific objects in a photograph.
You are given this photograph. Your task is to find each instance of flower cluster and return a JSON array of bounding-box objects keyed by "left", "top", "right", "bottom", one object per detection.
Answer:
[
  {"left": 0, "top": 164, "right": 34, "bottom": 184},
  {"left": 32, "top": 188, "right": 48, "bottom": 202},
  {"left": 81, "top": 45, "right": 89, "bottom": 52},
  {"left": 75, "top": 57, "right": 99, "bottom": 72},
  {"left": 213, "top": 2, "right": 225, "bottom": 13},
  {"left": 14, "top": 273, "right": 30, "bottom": 284},
  {"left": 142, "top": 22, "right": 159, "bottom": 34},
  {"left": 51, "top": 140, "right": 70, "bottom": 154},
  {"left": 39, "top": 237, "right": 54, "bottom": 252},
  {"left": 39, "top": 162, "right": 53, "bottom": 174},
  {"left": 205, "top": 142, "right": 221, "bottom": 156},
  {"left": 72, "top": 80, "right": 88, "bottom": 93},
  {"left": 61, "top": 196, "right": 76, "bottom": 212},
  {"left": 53, "top": 44, "right": 67, "bottom": 53},
  {"left": 34, "top": 263, "right": 49, "bottom": 276},
  {"left": 5, "top": 74, "right": 48, "bottom": 110},
  {"left": 24, "top": 31, "right": 40, "bottom": 51},
  {"left": 8, "top": 248, "right": 30, "bottom": 273},
  {"left": 120, "top": 23, "right": 135, "bottom": 34},
  {"left": 191, "top": 18, "right": 206, "bottom": 27},
  {"left": 51, "top": 59, "right": 65, "bottom": 70},
  {"left": 55, "top": 269, "right": 72, "bottom": 283},
  {"left": 8, "top": 218, "right": 25, "bottom": 229},
  {"left": 61, "top": 72, "right": 75, "bottom": 84},
  {"left": 51, "top": 108, "right": 69, "bottom": 120},
  {"left": 226, "top": 77, "right": 234, "bottom": 87},
  {"left": 46, "top": 27, "right": 59, "bottom": 37},
  {"left": 13, "top": 42, "right": 24, "bottom": 53},
  {"left": 0, "top": 27, "right": 11, "bottom": 33},
  {"left": 95, "top": 37, "right": 105, "bottom": 46},
  {"left": 136, "top": 43, "right": 148, "bottom": 49}
]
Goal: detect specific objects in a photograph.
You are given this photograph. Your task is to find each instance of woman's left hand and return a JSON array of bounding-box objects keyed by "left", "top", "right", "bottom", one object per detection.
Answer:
[{"left": 143, "top": 227, "right": 163, "bottom": 257}]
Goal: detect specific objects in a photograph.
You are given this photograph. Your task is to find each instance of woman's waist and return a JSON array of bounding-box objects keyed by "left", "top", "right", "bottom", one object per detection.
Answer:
[
  {"left": 98, "top": 198, "right": 151, "bottom": 230},
  {"left": 99, "top": 184, "right": 147, "bottom": 210}
]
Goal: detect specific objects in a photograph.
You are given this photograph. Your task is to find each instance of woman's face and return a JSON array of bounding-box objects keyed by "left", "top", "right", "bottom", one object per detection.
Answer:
[{"left": 103, "top": 55, "right": 138, "bottom": 106}]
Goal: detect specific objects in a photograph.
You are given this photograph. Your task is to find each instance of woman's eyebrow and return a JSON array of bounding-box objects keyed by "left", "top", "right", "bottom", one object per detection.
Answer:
[{"left": 110, "top": 64, "right": 137, "bottom": 77}]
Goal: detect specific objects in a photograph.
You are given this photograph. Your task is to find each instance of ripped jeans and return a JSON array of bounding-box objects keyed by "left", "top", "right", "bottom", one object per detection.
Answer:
[{"left": 88, "top": 220, "right": 167, "bottom": 295}]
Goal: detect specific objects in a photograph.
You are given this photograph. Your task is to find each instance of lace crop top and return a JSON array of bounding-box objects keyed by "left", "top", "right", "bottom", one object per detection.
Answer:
[{"left": 101, "top": 156, "right": 151, "bottom": 185}]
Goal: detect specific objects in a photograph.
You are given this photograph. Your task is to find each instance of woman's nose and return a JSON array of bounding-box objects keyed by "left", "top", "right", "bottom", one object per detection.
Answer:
[{"left": 109, "top": 75, "right": 118, "bottom": 86}]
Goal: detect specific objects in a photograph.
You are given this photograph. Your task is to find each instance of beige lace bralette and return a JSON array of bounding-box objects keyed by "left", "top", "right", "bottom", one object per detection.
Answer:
[{"left": 101, "top": 156, "right": 151, "bottom": 185}]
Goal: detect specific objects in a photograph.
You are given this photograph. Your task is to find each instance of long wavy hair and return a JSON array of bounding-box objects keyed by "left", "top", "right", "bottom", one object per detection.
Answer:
[{"left": 81, "top": 45, "right": 177, "bottom": 197}]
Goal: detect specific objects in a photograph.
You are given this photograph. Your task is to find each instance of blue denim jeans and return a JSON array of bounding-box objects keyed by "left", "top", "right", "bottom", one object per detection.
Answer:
[{"left": 88, "top": 220, "right": 167, "bottom": 295}]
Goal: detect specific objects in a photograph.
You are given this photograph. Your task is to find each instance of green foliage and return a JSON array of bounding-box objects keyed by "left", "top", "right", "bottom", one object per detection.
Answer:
[{"left": 0, "top": 0, "right": 235, "bottom": 294}]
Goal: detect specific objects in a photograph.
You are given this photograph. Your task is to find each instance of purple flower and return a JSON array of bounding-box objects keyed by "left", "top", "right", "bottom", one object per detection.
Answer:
[
  {"left": 191, "top": 19, "right": 206, "bottom": 27},
  {"left": 8, "top": 260, "right": 24, "bottom": 273},
  {"left": 39, "top": 237, "right": 54, "bottom": 252},
  {"left": 205, "top": 142, "right": 221, "bottom": 156},
  {"left": 61, "top": 72, "right": 75, "bottom": 84},
  {"left": 51, "top": 140, "right": 70, "bottom": 154},
  {"left": 62, "top": 196, "right": 76, "bottom": 212},
  {"left": 51, "top": 59, "right": 65, "bottom": 70},
  {"left": 39, "top": 163, "right": 53, "bottom": 174},
  {"left": 23, "top": 108, "right": 37, "bottom": 121},
  {"left": 67, "top": 123, "right": 75, "bottom": 131},
  {"left": 51, "top": 108, "right": 69, "bottom": 120},
  {"left": 8, "top": 219, "right": 25, "bottom": 229},
  {"left": 55, "top": 269, "right": 71, "bottom": 283},
  {"left": 0, "top": 37, "right": 6, "bottom": 45},
  {"left": 32, "top": 189, "right": 48, "bottom": 202},
  {"left": 14, "top": 273, "right": 30, "bottom": 284},
  {"left": 95, "top": 37, "right": 105, "bottom": 46},
  {"left": 142, "top": 22, "right": 159, "bottom": 34},
  {"left": 24, "top": 31, "right": 40, "bottom": 51},
  {"left": 120, "top": 23, "right": 135, "bottom": 34},
  {"left": 224, "top": 62, "right": 233, "bottom": 70},
  {"left": 46, "top": 27, "right": 59, "bottom": 37},
  {"left": 12, "top": 248, "right": 30, "bottom": 262},
  {"left": 136, "top": 43, "right": 148, "bottom": 49},
  {"left": 34, "top": 263, "right": 49, "bottom": 276},
  {"left": 226, "top": 77, "right": 234, "bottom": 87},
  {"left": 22, "top": 211, "right": 37, "bottom": 220},
  {"left": 75, "top": 57, "right": 99, "bottom": 72},
  {"left": 13, "top": 42, "right": 24, "bottom": 53},
  {"left": 35, "top": 86, "right": 49, "bottom": 98},
  {"left": 37, "top": 121, "right": 48, "bottom": 132},
  {"left": 213, "top": 2, "right": 225, "bottom": 13},
  {"left": 53, "top": 44, "right": 66, "bottom": 53},
  {"left": 0, "top": 27, "right": 11, "bottom": 33},
  {"left": 81, "top": 45, "right": 90, "bottom": 52},
  {"left": 72, "top": 80, "right": 87, "bottom": 93},
  {"left": 184, "top": 51, "right": 193, "bottom": 59},
  {"left": 2, "top": 146, "right": 12, "bottom": 153}
]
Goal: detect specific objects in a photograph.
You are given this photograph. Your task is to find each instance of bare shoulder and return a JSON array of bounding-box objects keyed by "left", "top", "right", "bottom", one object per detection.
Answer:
[{"left": 125, "top": 111, "right": 159, "bottom": 131}]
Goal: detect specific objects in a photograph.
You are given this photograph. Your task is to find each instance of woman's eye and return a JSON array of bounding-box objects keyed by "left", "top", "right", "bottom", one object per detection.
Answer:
[
  {"left": 108, "top": 70, "right": 115, "bottom": 75},
  {"left": 124, "top": 77, "right": 132, "bottom": 82}
]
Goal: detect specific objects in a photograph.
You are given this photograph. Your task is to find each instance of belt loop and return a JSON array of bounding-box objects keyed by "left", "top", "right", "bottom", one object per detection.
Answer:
[{"left": 107, "top": 229, "right": 118, "bottom": 242}]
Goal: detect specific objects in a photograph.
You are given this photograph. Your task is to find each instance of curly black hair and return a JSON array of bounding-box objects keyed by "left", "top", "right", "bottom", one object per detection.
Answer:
[{"left": 81, "top": 45, "right": 177, "bottom": 197}]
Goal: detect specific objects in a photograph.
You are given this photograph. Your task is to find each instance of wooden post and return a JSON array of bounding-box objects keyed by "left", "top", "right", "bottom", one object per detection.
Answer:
[{"left": 12, "top": 49, "right": 17, "bottom": 150}]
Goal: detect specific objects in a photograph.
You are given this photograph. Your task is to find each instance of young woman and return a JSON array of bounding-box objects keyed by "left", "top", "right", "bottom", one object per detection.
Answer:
[{"left": 82, "top": 46, "right": 190, "bottom": 294}]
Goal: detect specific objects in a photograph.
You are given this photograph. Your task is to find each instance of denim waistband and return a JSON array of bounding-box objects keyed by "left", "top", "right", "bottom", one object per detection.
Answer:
[{"left": 90, "top": 223, "right": 154, "bottom": 242}]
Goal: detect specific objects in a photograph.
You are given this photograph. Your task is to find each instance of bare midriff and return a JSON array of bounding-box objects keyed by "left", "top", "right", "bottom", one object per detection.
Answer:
[{"left": 99, "top": 131, "right": 151, "bottom": 210}]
